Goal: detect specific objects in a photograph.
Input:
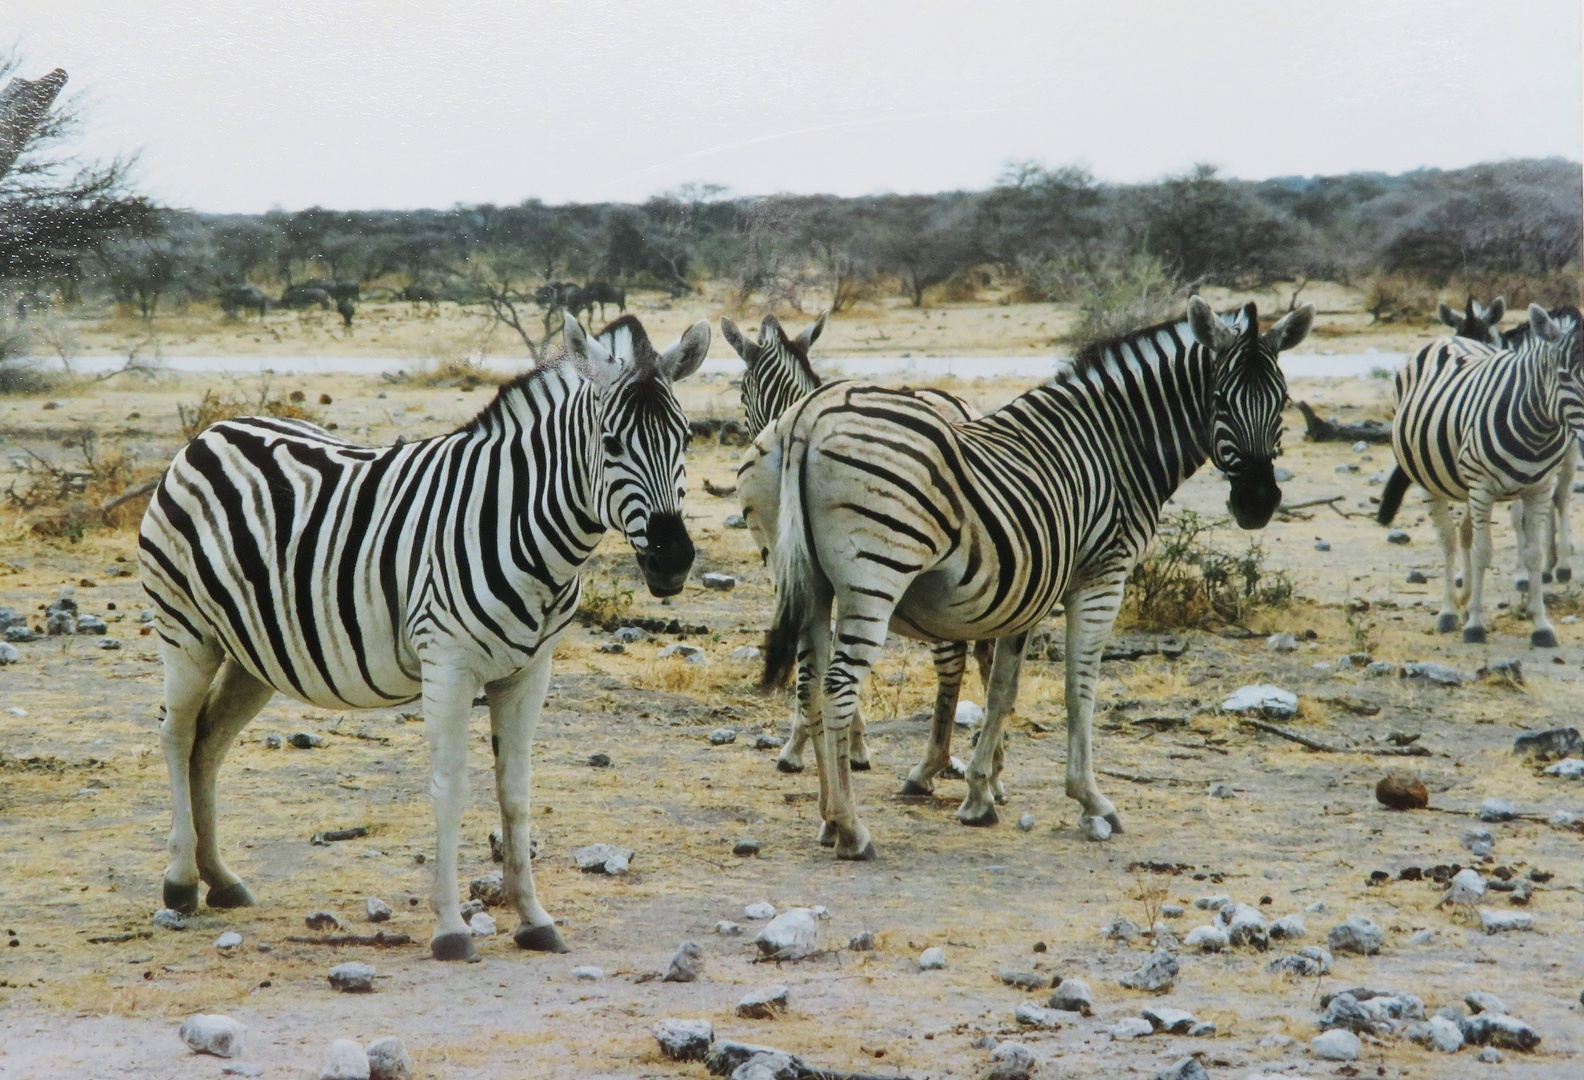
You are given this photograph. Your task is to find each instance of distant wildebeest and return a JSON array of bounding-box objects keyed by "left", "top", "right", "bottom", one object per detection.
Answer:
[
  {"left": 302, "top": 278, "right": 361, "bottom": 303},
  {"left": 218, "top": 284, "right": 269, "bottom": 318},
  {"left": 278, "top": 285, "right": 331, "bottom": 310},
  {"left": 337, "top": 296, "right": 355, "bottom": 328},
  {"left": 581, "top": 282, "right": 626, "bottom": 321},
  {"left": 398, "top": 283, "right": 441, "bottom": 311}
]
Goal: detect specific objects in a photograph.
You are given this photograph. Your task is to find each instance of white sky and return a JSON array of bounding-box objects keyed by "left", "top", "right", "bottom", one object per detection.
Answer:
[{"left": 4, "top": 0, "right": 1580, "bottom": 213}]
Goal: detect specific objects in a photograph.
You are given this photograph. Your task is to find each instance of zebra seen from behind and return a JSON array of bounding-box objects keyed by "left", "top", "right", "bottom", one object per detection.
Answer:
[
  {"left": 760, "top": 298, "right": 1311, "bottom": 859},
  {"left": 139, "top": 313, "right": 708, "bottom": 961},
  {"left": 1378, "top": 304, "right": 1584, "bottom": 646}
]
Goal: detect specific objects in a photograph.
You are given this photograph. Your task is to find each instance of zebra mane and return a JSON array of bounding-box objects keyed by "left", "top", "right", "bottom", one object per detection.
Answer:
[
  {"left": 1063, "top": 303, "right": 1249, "bottom": 380},
  {"left": 1501, "top": 305, "right": 1583, "bottom": 348}
]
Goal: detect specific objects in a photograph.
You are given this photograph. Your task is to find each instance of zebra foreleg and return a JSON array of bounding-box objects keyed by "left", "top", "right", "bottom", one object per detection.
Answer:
[
  {"left": 1462, "top": 488, "right": 1497, "bottom": 644},
  {"left": 1551, "top": 450, "right": 1575, "bottom": 583},
  {"left": 1519, "top": 486, "right": 1560, "bottom": 648},
  {"left": 798, "top": 616, "right": 839, "bottom": 849},
  {"left": 1511, "top": 500, "right": 1533, "bottom": 592},
  {"left": 422, "top": 661, "right": 483, "bottom": 961},
  {"left": 1062, "top": 579, "right": 1125, "bottom": 836},
  {"left": 158, "top": 643, "right": 223, "bottom": 914},
  {"left": 487, "top": 652, "right": 567, "bottom": 953},
  {"left": 957, "top": 633, "right": 1027, "bottom": 827},
  {"left": 900, "top": 640, "right": 968, "bottom": 796},
  {"left": 820, "top": 610, "right": 880, "bottom": 861},
  {"left": 190, "top": 660, "right": 274, "bottom": 909},
  {"left": 1427, "top": 496, "right": 1464, "bottom": 633}
]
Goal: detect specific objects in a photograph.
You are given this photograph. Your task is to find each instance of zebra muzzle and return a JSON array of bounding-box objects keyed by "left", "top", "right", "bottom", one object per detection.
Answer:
[
  {"left": 634, "top": 511, "right": 695, "bottom": 597},
  {"left": 1227, "top": 460, "right": 1282, "bottom": 530}
]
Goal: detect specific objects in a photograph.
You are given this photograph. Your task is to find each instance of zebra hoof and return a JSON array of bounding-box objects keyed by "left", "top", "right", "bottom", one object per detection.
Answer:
[
  {"left": 513, "top": 923, "right": 570, "bottom": 953},
  {"left": 838, "top": 842, "right": 878, "bottom": 862},
  {"left": 956, "top": 804, "right": 999, "bottom": 828},
  {"left": 1531, "top": 628, "right": 1559, "bottom": 649},
  {"left": 1557, "top": 567, "right": 1573, "bottom": 583},
  {"left": 1542, "top": 572, "right": 1554, "bottom": 585},
  {"left": 1454, "top": 575, "right": 1464, "bottom": 589},
  {"left": 1435, "top": 613, "right": 1459, "bottom": 634},
  {"left": 899, "top": 778, "right": 934, "bottom": 797},
  {"left": 1516, "top": 578, "right": 1530, "bottom": 592},
  {"left": 206, "top": 882, "right": 255, "bottom": 909},
  {"left": 430, "top": 931, "right": 477, "bottom": 962},
  {"left": 850, "top": 757, "right": 872, "bottom": 772},
  {"left": 1103, "top": 811, "right": 1126, "bottom": 835},
  {"left": 163, "top": 879, "right": 199, "bottom": 915},
  {"left": 774, "top": 757, "right": 804, "bottom": 775},
  {"left": 816, "top": 821, "right": 838, "bottom": 847},
  {"left": 1462, "top": 626, "right": 1487, "bottom": 644}
]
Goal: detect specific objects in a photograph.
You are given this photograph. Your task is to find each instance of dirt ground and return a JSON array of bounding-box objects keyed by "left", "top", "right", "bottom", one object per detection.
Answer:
[{"left": 2, "top": 309, "right": 1583, "bottom": 1079}]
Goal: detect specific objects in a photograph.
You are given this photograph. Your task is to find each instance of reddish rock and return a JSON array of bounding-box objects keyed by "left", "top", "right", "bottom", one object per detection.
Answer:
[{"left": 1376, "top": 773, "right": 1429, "bottom": 811}]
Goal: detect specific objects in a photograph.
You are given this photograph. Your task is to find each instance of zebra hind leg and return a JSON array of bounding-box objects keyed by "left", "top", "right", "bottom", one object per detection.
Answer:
[
  {"left": 1519, "top": 487, "right": 1559, "bottom": 648},
  {"left": 900, "top": 641, "right": 968, "bottom": 797},
  {"left": 1511, "top": 501, "right": 1532, "bottom": 592},
  {"left": 957, "top": 633, "right": 1028, "bottom": 827},
  {"left": 190, "top": 660, "right": 274, "bottom": 908},
  {"left": 1552, "top": 452, "right": 1575, "bottom": 583},
  {"left": 1426, "top": 496, "right": 1463, "bottom": 634},
  {"left": 819, "top": 608, "right": 882, "bottom": 860},
  {"left": 158, "top": 643, "right": 224, "bottom": 914},
  {"left": 1461, "top": 488, "right": 1496, "bottom": 644},
  {"left": 1062, "top": 580, "right": 1126, "bottom": 837}
]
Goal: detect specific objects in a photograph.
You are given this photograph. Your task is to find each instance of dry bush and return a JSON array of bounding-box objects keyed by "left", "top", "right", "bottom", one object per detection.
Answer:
[
  {"left": 577, "top": 575, "right": 634, "bottom": 629},
  {"left": 1054, "top": 252, "right": 1180, "bottom": 353},
  {"left": 1443, "top": 270, "right": 1581, "bottom": 314},
  {"left": 177, "top": 384, "right": 323, "bottom": 441},
  {"left": 392, "top": 358, "right": 505, "bottom": 392},
  {"left": 1363, "top": 274, "right": 1437, "bottom": 324},
  {"left": 937, "top": 266, "right": 994, "bottom": 304},
  {"left": 1121, "top": 510, "right": 1293, "bottom": 630},
  {"left": 7, "top": 432, "right": 164, "bottom": 540}
]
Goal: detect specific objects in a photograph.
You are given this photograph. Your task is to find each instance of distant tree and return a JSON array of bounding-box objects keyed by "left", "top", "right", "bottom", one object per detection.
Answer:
[
  {"left": 1131, "top": 164, "right": 1300, "bottom": 286},
  {"left": 979, "top": 162, "right": 1105, "bottom": 266},
  {"left": 98, "top": 213, "right": 211, "bottom": 318},
  {"left": 874, "top": 196, "right": 982, "bottom": 306}
]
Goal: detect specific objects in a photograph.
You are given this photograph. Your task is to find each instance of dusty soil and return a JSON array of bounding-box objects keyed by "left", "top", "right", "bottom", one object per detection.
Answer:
[{"left": 1, "top": 341, "right": 1583, "bottom": 1078}]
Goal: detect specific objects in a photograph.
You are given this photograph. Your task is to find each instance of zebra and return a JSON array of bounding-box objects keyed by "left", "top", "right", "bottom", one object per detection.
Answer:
[
  {"left": 724, "top": 311, "right": 992, "bottom": 777},
  {"left": 1438, "top": 295, "right": 1505, "bottom": 343},
  {"left": 758, "top": 297, "right": 1311, "bottom": 859},
  {"left": 138, "top": 312, "right": 708, "bottom": 961},
  {"left": 1377, "top": 304, "right": 1584, "bottom": 646}
]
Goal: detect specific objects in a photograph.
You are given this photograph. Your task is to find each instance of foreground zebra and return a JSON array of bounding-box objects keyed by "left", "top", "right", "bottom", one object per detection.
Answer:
[
  {"left": 760, "top": 298, "right": 1311, "bottom": 858},
  {"left": 1378, "top": 304, "right": 1584, "bottom": 646},
  {"left": 724, "top": 312, "right": 990, "bottom": 776},
  {"left": 139, "top": 314, "right": 708, "bottom": 960}
]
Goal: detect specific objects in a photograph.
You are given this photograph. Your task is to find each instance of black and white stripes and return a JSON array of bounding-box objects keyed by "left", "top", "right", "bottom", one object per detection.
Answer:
[{"left": 139, "top": 314, "right": 708, "bottom": 960}]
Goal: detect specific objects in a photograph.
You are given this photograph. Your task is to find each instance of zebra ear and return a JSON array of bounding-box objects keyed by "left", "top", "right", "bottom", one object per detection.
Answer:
[
  {"left": 796, "top": 310, "right": 828, "bottom": 352},
  {"left": 659, "top": 320, "right": 711, "bottom": 382},
  {"left": 1486, "top": 296, "right": 1506, "bottom": 326},
  {"left": 563, "top": 312, "right": 621, "bottom": 390},
  {"left": 1263, "top": 304, "right": 1314, "bottom": 354},
  {"left": 1530, "top": 304, "right": 1564, "bottom": 342},
  {"left": 1187, "top": 295, "right": 1236, "bottom": 352},
  {"left": 1438, "top": 301, "right": 1462, "bottom": 331},
  {"left": 720, "top": 317, "right": 754, "bottom": 362}
]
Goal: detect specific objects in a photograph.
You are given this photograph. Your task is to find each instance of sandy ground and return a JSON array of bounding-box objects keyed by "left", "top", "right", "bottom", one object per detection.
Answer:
[{"left": 2, "top": 320, "right": 1583, "bottom": 1079}]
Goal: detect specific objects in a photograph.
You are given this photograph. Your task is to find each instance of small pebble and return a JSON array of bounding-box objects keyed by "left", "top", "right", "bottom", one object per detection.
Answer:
[
  {"left": 365, "top": 897, "right": 392, "bottom": 923},
  {"left": 662, "top": 940, "right": 704, "bottom": 982},
  {"left": 287, "top": 732, "right": 325, "bottom": 749},
  {"left": 651, "top": 1018, "right": 714, "bottom": 1062},
  {"left": 319, "top": 1038, "right": 370, "bottom": 1080},
  {"left": 365, "top": 1037, "right": 411, "bottom": 1080},
  {"left": 1080, "top": 815, "right": 1112, "bottom": 842},
  {"left": 305, "top": 911, "right": 342, "bottom": 931},
  {"left": 1314, "top": 540, "right": 1330, "bottom": 552},
  {"left": 730, "top": 645, "right": 761, "bottom": 661},
  {"left": 755, "top": 909, "right": 818, "bottom": 959},
  {"left": 1047, "top": 978, "right": 1092, "bottom": 1014},
  {"left": 153, "top": 908, "right": 187, "bottom": 931},
  {"left": 572, "top": 966, "right": 604, "bottom": 981},
  {"left": 1478, "top": 1047, "right": 1502, "bottom": 1063},
  {"left": 468, "top": 911, "right": 497, "bottom": 936},
  {"left": 848, "top": 930, "right": 875, "bottom": 950},
  {"left": 708, "top": 727, "right": 738, "bottom": 745},
  {"left": 753, "top": 732, "right": 784, "bottom": 750},
  {"left": 215, "top": 931, "right": 242, "bottom": 950},
  {"left": 1477, "top": 797, "right": 1517, "bottom": 822},
  {"left": 1327, "top": 914, "right": 1384, "bottom": 955},
  {"left": 327, "top": 961, "right": 376, "bottom": 992},
  {"left": 701, "top": 572, "right": 737, "bottom": 591},
  {"left": 1108, "top": 1016, "right": 1154, "bottom": 1039},
  {"left": 736, "top": 983, "right": 790, "bottom": 1019},
  {"left": 733, "top": 838, "right": 760, "bottom": 857},
  {"left": 180, "top": 1014, "right": 245, "bottom": 1058},
  {"left": 1016, "top": 813, "right": 1036, "bottom": 832},
  {"left": 744, "top": 902, "right": 776, "bottom": 920},
  {"left": 1312, "top": 1028, "right": 1361, "bottom": 1061},
  {"left": 263, "top": 734, "right": 283, "bottom": 749},
  {"left": 1386, "top": 529, "right": 1410, "bottom": 545},
  {"left": 955, "top": 700, "right": 984, "bottom": 728},
  {"left": 918, "top": 946, "right": 947, "bottom": 970},
  {"left": 587, "top": 751, "right": 611, "bottom": 767},
  {"left": 1206, "top": 782, "right": 1234, "bottom": 799},
  {"left": 715, "top": 921, "right": 744, "bottom": 936}
]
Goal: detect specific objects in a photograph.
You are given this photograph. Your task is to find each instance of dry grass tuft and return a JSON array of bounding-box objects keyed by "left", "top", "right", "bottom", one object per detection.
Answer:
[
  {"left": 178, "top": 384, "right": 324, "bottom": 441},
  {"left": 1121, "top": 511, "right": 1293, "bottom": 631}
]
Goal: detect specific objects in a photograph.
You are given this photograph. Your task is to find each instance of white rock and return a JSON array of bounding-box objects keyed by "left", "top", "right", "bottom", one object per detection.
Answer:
[
  {"left": 365, "top": 1036, "right": 411, "bottom": 1080},
  {"left": 1265, "top": 632, "right": 1299, "bottom": 652},
  {"left": 1184, "top": 924, "right": 1228, "bottom": 952},
  {"left": 468, "top": 911, "right": 497, "bottom": 936},
  {"left": 365, "top": 897, "right": 393, "bottom": 922},
  {"left": 985, "top": 1041, "right": 1036, "bottom": 1080},
  {"left": 1477, "top": 797, "right": 1517, "bottom": 822},
  {"left": 1014, "top": 1002, "right": 1062, "bottom": 1028},
  {"left": 180, "top": 1014, "right": 245, "bottom": 1058},
  {"left": 1443, "top": 867, "right": 1487, "bottom": 905},
  {"left": 657, "top": 642, "right": 705, "bottom": 661},
  {"left": 715, "top": 920, "right": 745, "bottom": 936},
  {"left": 918, "top": 946, "right": 947, "bottom": 970},
  {"left": 1544, "top": 758, "right": 1584, "bottom": 777},
  {"left": 701, "top": 573, "right": 737, "bottom": 591},
  {"left": 1016, "top": 812, "right": 1036, "bottom": 831},
  {"left": 1220, "top": 684, "right": 1298, "bottom": 718},
  {"left": 320, "top": 1038, "right": 371, "bottom": 1080},
  {"left": 755, "top": 908, "right": 818, "bottom": 959},
  {"left": 1311, "top": 1029, "right": 1361, "bottom": 1061},
  {"left": 1327, "top": 914, "right": 1384, "bottom": 955},
  {"left": 811, "top": 906, "right": 829, "bottom": 919},
  {"left": 651, "top": 1018, "right": 714, "bottom": 1062},
  {"left": 729, "top": 646, "right": 761, "bottom": 661},
  {"left": 1046, "top": 978, "right": 1091, "bottom": 1013},
  {"left": 1194, "top": 894, "right": 1232, "bottom": 910},
  {"left": 215, "top": 931, "right": 242, "bottom": 950},
  {"left": 572, "top": 965, "right": 603, "bottom": 981},
  {"left": 572, "top": 843, "right": 633, "bottom": 874},
  {"left": 1080, "top": 814, "right": 1112, "bottom": 841},
  {"left": 327, "top": 961, "right": 376, "bottom": 992},
  {"left": 1206, "top": 781, "right": 1235, "bottom": 798},
  {"left": 1160, "top": 904, "right": 1185, "bottom": 918},
  {"left": 1479, "top": 909, "right": 1534, "bottom": 933},
  {"left": 1108, "top": 1016, "right": 1154, "bottom": 1039},
  {"left": 1407, "top": 928, "right": 1437, "bottom": 945},
  {"left": 154, "top": 908, "right": 188, "bottom": 931},
  {"left": 1306, "top": 900, "right": 1327, "bottom": 914},
  {"left": 955, "top": 700, "right": 984, "bottom": 728},
  {"left": 221, "top": 1066, "right": 263, "bottom": 1078},
  {"left": 1215, "top": 902, "right": 1268, "bottom": 947},
  {"left": 744, "top": 901, "right": 776, "bottom": 920},
  {"left": 1269, "top": 914, "right": 1306, "bottom": 940}
]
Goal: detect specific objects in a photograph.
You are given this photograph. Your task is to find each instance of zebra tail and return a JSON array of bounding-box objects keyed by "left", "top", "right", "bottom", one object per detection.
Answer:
[
  {"left": 761, "top": 439, "right": 817, "bottom": 691},
  {"left": 1377, "top": 465, "right": 1410, "bottom": 525}
]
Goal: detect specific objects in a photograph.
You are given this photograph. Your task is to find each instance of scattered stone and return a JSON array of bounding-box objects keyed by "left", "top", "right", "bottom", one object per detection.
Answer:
[
  {"left": 1477, "top": 658, "right": 1524, "bottom": 685},
  {"left": 1314, "top": 540, "right": 1331, "bottom": 552},
  {"left": 76, "top": 614, "right": 108, "bottom": 635},
  {"left": 1327, "top": 915, "right": 1384, "bottom": 955},
  {"left": 1386, "top": 529, "right": 1411, "bottom": 545},
  {"left": 304, "top": 911, "right": 342, "bottom": 931},
  {"left": 847, "top": 930, "right": 875, "bottom": 950},
  {"left": 597, "top": 640, "right": 628, "bottom": 654},
  {"left": 724, "top": 513, "right": 747, "bottom": 529},
  {"left": 1408, "top": 929, "right": 1437, "bottom": 945},
  {"left": 1465, "top": 990, "right": 1505, "bottom": 1014},
  {"left": 658, "top": 642, "right": 707, "bottom": 664},
  {"left": 918, "top": 946, "right": 947, "bottom": 970},
  {"left": 469, "top": 870, "right": 504, "bottom": 906},
  {"left": 572, "top": 844, "right": 633, "bottom": 874},
  {"left": 737, "top": 984, "right": 791, "bottom": 1019},
  {"left": 362, "top": 896, "right": 393, "bottom": 924},
  {"left": 613, "top": 626, "right": 649, "bottom": 643},
  {"left": 1477, "top": 797, "right": 1517, "bottom": 822},
  {"left": 744, "top": 902, "right": 776, "bottom": 920},
  {"left": 1407, "top": 1016, "right": 1464, "bottom": 1053},
  {"left": 1269, "top": 914, "right": 1306, "bottom": 940},
  {"left": 1220, "top": 684, "right": 1298, "bottom": 718},
  {"left": 732, "top": 838, "right": 760, "bottom": 857},
  {"left": 1103, "top": 917, "right": 1142, "bottom": 943},
  {"left": 1266, "top": 946, "right": 1332, "bottom": 976},
  {"left": 1184, "top": 925, "right": 1229, "bottom": 952},
  {"left": 1194, "top": 894, "right": 1231, "bottom": 911},
  {"left": 1444, "top": 867, "right": 1488, "bottom": 904},
  {"left": 44, "top": 611, "right": 74, "bottom": 635},
  {"left": 459, "top": 899, "right": 484, "bottom": 920},
  {"left": 753, "top": 733, "right": 784, "bottom": 750},
  {"left": 1047, "top": 978, "right": 1092, "bottom": 1014},
  {"left": 571, "top": 965, "right": 604, "bottom": 981},
  {"left": 1118, "top": 950, "right": 1178, "bottom": 992},
  {"left": 154, "top": 908, "right": 187, "bottom": 931},
  {"left": 1142, "top": 1006, "right": 1198, "bottom": 1034},
  {"left": 1013, "top": 1002, "right": 1062, "bottom": 1029},
  {"left": 0, "top": 641, "right": 18, "bottom": 664},
  {"left": 1311, "top": 1029, "right": 1361, "bottom": 1061},
  {"left": 215, "top": 931, "right": 242, "bottom": 950},
  {"left": 652, "top": 1019, "right": 715, "bottom": 1062},
  {"left": 264, "top": 734, "right": 283, "bottom": 749},
  {"left": 1478, "top": 1046, "right": 1503, "bottom": 1063},
  {"left": 1461, "top": 1013, "right": 1540, "bottom": 1052},
  {"left": 468, "top": 911, "right": 496, "bottom": 936},
  {"left": 180, "top": 1014, "right": 245, "bottom": 1058},
  {"left": 663, "top": 941, "right": 704, "bottom": 982},
  {"left": 1160, "top": 904, "right": 1185, "bottom": 919},
  {"left": 1206, "top": 782, "right": 1235, "bottom": 799},
  {"left": 1108, "top": 1016, "right": 1154, "bottom": 1039},
  {"left": 1461, "top": 829, "right": 1495, "bottom": 859},
  {"left": 1479, "top": 909, "right": 1533, "bottom": 933},
  {"left": 1154, "top": 1058, "right": 1209, "bottom": 1080},
  {"left": 96, "top": 637, "right": 121, "bottom": 650},
  {"left": 983, "top": 1040, "right": 1035, "bottom": 1080},
  {"left": 1400, "top": 661, "right": 1466, "bottom": 687},
  {"left": 756, "top": 909, "right": 818, "bottom": 960},
  {"left": 221, "top": 1066, "right": 263, "bottom": 1078},
  {"left": 1258, "top": 1034, "right": 1296, "bottom": 1049},
  {"left": 1375, "top": 772, "right": 1429, "bottom": 810},
  {"left": 1265, "top": 632, "right": 1298, "bottom": 652},
  {"left": 1216, "top": 902, "right": 1269, "bottom": 948},
  {"left": 709, "top": 727, "right": 738, "bottom": 745},
  {"left": 1274, "top": 467, "right": 1295, "bottom": 482},
  {"left": 320, "top": 1039, "right": 371, "bottom": 1080},
  {"left": 730, "top": 646, "right": 761, "bottom": 661},
  {"left": 701, "top": 573, "right": 737, "bottom": 591},
  {"left": 365, "top": 1036, "right": 411, "bottom": 1080},
  {"left": 1307, "top": 900, "right": 1327, "bottom": 913},
  {"left": 715, "top": 921, "right": 744, "bottom": 936},
  {"left": 2, "top": 625, "right": 37, "bottom": 643},
  {"left": 1543, "top": 758, "right": 1584, "bottom": 777},
  {"left": 1081, "top": 815, "right": 1112, "bottom": 841},
  {"left": 1016, "top": 812, "right": 1036, "bottom": 831},
  {"left": 706, "top": 1041, "right": 805, "bottom": 1078},
  {"left": 1406, "top": 568, "right": 1429, "bottom": 584},
  {"left": 1513, "top": 726, "right": 1584, "bottom": 759},
  {"left": 1364, "top": 660, "right": 1395, "bottom": 677},
  {"left": 955, "top": 700, "right": 984, "bottom": 728},
  {"left": 288, "top": 732, "right": 325, "bottom": 749},
  {"left": 327, "top": 961, "right": 376, "bottom": 992}
]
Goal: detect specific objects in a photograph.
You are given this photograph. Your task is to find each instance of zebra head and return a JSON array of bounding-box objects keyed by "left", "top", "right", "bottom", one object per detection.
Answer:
[
  {"left": 563, "top": 313, "right": 710, "bottom": 597},
  {"left": 1187, "top": 297, "right": 1312, "bottom": 530},
  {"left": 721, "top": 311, "right": 826, "bottom": 436},
  {"left": 1525, "top": 304, "right": 1584, "bottom": 433},
  {"left": 1438, "top": 296, "right": 1506, "bottom": 344}
]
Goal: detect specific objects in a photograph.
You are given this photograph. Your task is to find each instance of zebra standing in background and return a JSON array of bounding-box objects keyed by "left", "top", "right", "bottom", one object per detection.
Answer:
[
  {"left": 724, "top": 311, "right": 991, "bottom": 776},
  {"left": 1378, "top": 304, "right": 1584, "bottom": 646},
  {"left": 760, "top": 298, "right": 1311, "bottom": 859},
  {"left": 139, "top": 313, "right": 708, "bottom": 961}
]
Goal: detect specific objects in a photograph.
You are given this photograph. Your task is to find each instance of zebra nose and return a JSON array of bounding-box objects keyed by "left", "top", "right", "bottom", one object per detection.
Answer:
[
  {"left": 635, "top": 512, "right": 694, "bottom": 597},
  {"left": 1227, "top": 459, "right": 1281, "bottom": 530}
]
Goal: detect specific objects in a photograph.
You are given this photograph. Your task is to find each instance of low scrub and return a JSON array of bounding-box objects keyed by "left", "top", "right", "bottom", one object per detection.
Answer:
[
  {"left": 6, "top": 431, "right": 164, "bottom": 540},
  {"left": 389, "top": 358, "right": 505, "bottom": 391},
  {"left": 178, "top": 384, "right": 323, "bottom": 441},
  {"left": 1122, "top": 510, "right": 1293, "bottom": 630}
]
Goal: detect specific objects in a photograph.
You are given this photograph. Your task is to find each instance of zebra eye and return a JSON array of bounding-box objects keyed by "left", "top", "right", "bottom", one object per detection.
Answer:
[{"left": 602, "top": 435, "right": 623, "bottom": 457}]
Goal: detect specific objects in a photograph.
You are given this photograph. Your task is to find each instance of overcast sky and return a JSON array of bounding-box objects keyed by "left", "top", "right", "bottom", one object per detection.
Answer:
[{"left": 5, "top": 0, "right": 1580, "bottom": 213}]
